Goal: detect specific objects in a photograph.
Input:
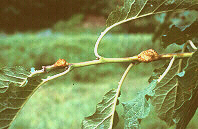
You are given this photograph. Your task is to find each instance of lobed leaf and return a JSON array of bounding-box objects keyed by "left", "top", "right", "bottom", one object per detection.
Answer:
[
  {"left": 82, "top": 89, "right": 120, "bottom": 129},
  {"left": 0, "top": 67, "right": 45, "bottom": 129},
  {"left": 106, "top": 0, "right": 198, "bottom": 27},
  {"left": 149, "top": 50, "right": 198, "bottom": 128},
  {"left": 122, "top": 80, "right": 157, "bottom": 129},
  {"left": 0, "top": 66, "right": 65, "bottom": 129}
]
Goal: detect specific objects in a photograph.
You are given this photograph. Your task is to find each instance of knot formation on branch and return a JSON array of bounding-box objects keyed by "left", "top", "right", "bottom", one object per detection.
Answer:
[{"left": 138, "top": 49, "right": 159, "bottom": 62}]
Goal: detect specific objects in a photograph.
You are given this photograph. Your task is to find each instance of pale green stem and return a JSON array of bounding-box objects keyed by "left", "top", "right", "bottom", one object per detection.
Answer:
[
  {"left": 72, "top": 56, "right": 138, "bottom": 68},
  {"left": 94, "top": 13, "right": 152, "bottom": 58},
  {"left": 73, "top": 52, "right": 193, "bottom": 68},
  {"left": 94, "top": 9, "right": 185, "bottom": 58},
  {"left": 117, "top": 63, "right": 134, "bottom": 90},
  {"left": 42, "top": 66, "right": 72, "bottom": 83},
  {"left": 178, "top": 43, "right": 188, "bottom": 73},
  {"left": 188, "top": 40, "right": 197, "bottom": 50},
  {"left": 159, "top": 52, "right": 193, "bottom": 59},
  {"left": 29, "top": 69, "right": 45, "bottom": 77},
  {"left": 31, "top": 52, "right": 193, "bottom": 84},
  {"left": 110, "top": 63, "right": 134, "bottom": 129},
  {"left": 157, "top": 56, "right": 176, "bottom": 82}
]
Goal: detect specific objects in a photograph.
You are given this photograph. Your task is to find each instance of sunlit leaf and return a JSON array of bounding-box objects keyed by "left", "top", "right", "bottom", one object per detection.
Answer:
[
  {"left": 122, "top": 80, "right": 157, "bottom": 129},
  {"left": 82, "top": 89, "right": 120, "bottom": 129},
  {"left": 150, "top": 50, "right": 198, "bottom": 128},
  {"left": 106, "top": 0, "right": 198, "bottom": 27}
]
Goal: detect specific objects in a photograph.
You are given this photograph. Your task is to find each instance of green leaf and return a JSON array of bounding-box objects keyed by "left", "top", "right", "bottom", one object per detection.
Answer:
[
  {"left": 0, "top": 67, "right": 44, "bottom": 128},
  {"left": 106, "top": 0, "right": 198, "bottom": 27},
  {"left": 0, "top": 66, "right": 67, "bottom": 129},
  {"left": 173, "top": 50, "right": 198, "bottom": 129},
  {"left": 122, "top": 80, "right": 157, "bottom": 129},
  {"left": 82, "top": 89, "right": 120, "bottom": 129},
  {"left": 162, "top": 19, "right": 198, "bottom": 48},
  {"left": 150, "top": 50, "right": 198, "bottom": 128}
]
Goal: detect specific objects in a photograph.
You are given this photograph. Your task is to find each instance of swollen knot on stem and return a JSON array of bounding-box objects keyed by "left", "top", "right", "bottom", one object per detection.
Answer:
[
  {"left": 54, "top": 59, "right": 69, "bottom": 67},
  {"left": 43, "top": 59, "right": 70, "bottom": 72},
  {"left": 138, "top": 49, "right": 159, "bottom": 62}
]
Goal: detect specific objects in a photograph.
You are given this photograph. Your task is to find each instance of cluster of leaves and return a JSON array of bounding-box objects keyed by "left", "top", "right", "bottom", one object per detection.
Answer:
[
  {"left": 0, "top": 0, "right": 198, "bottom": 129},
  {"left": 82, "top": 0, "right": 198, "bottom": 129}
]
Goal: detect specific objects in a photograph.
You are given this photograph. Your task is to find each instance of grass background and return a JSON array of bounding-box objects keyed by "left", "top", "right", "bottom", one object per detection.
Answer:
[{"left": 0, "top": 31, "right": 197, "bottom": 129}]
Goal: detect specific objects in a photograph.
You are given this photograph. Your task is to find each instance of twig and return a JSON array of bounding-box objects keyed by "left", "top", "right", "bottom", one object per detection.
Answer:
[
  {"left": 42, "top": 66, "right": 72, "bottom": 83},
  {"left": 118, "top": 63, "right": 134, "bottom": 89},
  {"left": 157, "top": 56, "right": 176, "bottom": 82},
  {"left": 73, "top": 52, "right": 193, "bottom": 68},
  {"left": 29, "top": 51, "right": 193, "bottom": 84},
  {"left": 177, "top": 43, "right": 188, "bottom": 73},
  {"left": 188, "top": 40, "right": 197, "bottom": 50},
  {"left": 110, "top": 63, "right": 134, "bottom": 129}
]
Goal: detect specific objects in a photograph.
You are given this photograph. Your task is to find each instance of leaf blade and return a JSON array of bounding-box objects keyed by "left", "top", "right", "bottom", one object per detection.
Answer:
[
  {"left": 150, "top": 50, "right": 198, "bottom": 127},
  {"left": 106, "top": 0, "right": 198, "bottom": 27},
  {"left": 82, "top": 89, "right": 120, "bottom": 129},
  {"left": 0, "top": 67, "right": 44, "bottom": 128},
  {"left": 122, "top": 80, "right": 157, "bottom": 129}
]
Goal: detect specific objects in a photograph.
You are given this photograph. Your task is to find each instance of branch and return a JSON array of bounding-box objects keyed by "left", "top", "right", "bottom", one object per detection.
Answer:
[
  {"left": 110, "top": 63, "right": 134, "bottom": 129},
  {"left": 188, "top": 40, "right": 197, "bottom": 50},
  {"left": 177, "top": 42, "right": 188, "bottom": 73},
  {"left": 157, "top": 56, "right": 176, "bottom": 82},
  {"left": 31, "top": 50, "right": 193, "bottom": 83},
  {"left": 73, "top": 51, "right": 193, "bottom": 68}
]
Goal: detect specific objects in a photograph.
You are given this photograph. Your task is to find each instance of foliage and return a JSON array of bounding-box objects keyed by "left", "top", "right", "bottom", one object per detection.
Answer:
[
  {"left": 149, "top": 51, "right": 198, "bottom": 128},
  {"left": 82, "top": 89, "right": 120, "bottom": 129},
  {"left": 122, "top": 80, "right": 157, "bottom": 128},
  {"left": 0, "top": 67, "right": 40, "bottom": 128},
  {"left": 0, "top": 0, "right": 198, "bottom": 129}
]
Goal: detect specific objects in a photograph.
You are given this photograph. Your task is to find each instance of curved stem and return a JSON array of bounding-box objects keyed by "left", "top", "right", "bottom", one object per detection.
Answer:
[
  {"left": 94, "top": 14, "right": 157, "bottom": 58},
  {"left": 178, "top": 43, "right": 188, "bottom": 73},
  {"left": 94, "top": 9, "right": 183, "bottom": 58},
  {"left": 117, "top": 63, "right": 134, "bottom": 89},
  {"left": 94, "top": 15, "right": 148, "bottom": 58},
  {"left": 110, "top": 63, "right": 134, "bottom": 129},
  {"left": 188, "top": 40, "right": 197, "bottom": 50},
  {"left": 157, "top": 56, "right": 176, "bottom": 82},
  {"left": 94, "top": 27, "right": 112, "bottom": 58},
  {"left": 42, "top": 66, "right": 72, "bottom": 83}
]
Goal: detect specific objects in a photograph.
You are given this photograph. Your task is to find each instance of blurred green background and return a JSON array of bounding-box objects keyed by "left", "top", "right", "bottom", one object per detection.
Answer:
[{"left": 0, "top": 1, "right": 197, "bottom": 129}]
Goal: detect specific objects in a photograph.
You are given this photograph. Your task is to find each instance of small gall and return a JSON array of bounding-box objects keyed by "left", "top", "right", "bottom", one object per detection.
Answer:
[
  {"left": 138, "top": 49, "right": 159, "bottom": 62},
  {"left": 54, "top": 59, "right": 69, "bottom": 67}
]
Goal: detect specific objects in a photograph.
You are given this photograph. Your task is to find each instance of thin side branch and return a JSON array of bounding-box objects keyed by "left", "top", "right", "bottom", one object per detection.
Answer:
[
  {"left": 94, "top": 9, "right": 185, "bottom": 58},
  {"left": 42, "top": 66, "right": 72, "bottom": 83},
  {"left": 188, "top": 40, "right": 197, "bottom": 50},
  {"left": 117, "top": 63, "right": 134, "bottom": 89},
  {"left": 110, "top": 63, "right": 134, "bottom": 129},
  {"left": 157, "top": 56, "right": 176, "bottom": 82},
  {"left": 178, "top": 42, "right": 188, "bottom": 73}
]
